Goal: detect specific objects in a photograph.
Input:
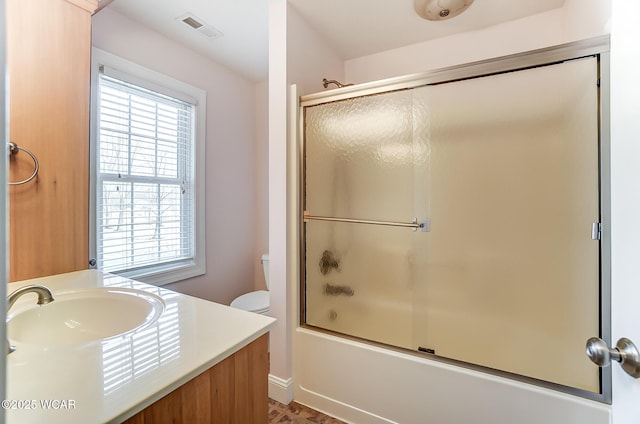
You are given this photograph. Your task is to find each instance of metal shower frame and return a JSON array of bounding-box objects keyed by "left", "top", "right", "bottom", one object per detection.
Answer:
[{"left": 297, "top": 35, "right": 612, "bottom": 403}]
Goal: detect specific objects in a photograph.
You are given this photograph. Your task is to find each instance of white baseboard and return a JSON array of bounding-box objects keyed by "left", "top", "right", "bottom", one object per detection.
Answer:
[{"left": 268, "top": 374, "right": 294, "bottom": 404}]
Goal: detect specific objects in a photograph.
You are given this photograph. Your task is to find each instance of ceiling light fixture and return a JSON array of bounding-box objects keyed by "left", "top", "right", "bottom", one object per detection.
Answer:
[{"left": 414, "top": 0, "right": 475, "bottom": 21}]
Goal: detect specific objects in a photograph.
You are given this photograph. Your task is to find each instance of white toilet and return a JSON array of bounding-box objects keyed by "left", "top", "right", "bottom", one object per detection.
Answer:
[{"left": 230, "top": 254, "right": 270, "bottom": 315}]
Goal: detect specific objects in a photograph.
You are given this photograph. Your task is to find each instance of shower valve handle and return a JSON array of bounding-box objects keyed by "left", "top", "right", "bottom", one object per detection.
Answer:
[{"left": 586, "top": 337, "right": 640, "bottom": 378}]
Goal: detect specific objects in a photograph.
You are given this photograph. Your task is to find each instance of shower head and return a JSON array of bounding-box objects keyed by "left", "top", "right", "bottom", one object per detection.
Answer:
[
  {"left": 414, "top": 0, "right": 475, "bottom": 21},
  {"left": 322, "top": 78, "right": 354, "bottom": 89}
]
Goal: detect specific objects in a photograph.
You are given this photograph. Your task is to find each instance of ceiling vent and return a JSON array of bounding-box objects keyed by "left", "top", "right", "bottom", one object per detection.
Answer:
[{"left": 176, "top": 13, "right": 223, "bottom": 39}]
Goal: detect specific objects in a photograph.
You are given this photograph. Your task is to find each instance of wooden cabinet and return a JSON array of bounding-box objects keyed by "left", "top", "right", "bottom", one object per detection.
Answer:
[
  {"left": 123, "top": 334, "right": 270, "bottom": 423},
  {"left": 6, "top": 0, "right": 96, "bottom": 281}
]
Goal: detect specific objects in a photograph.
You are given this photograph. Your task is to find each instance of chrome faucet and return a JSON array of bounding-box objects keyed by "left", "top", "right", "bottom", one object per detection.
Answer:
[{"left": 6, "top": 284, "right": 55, "bottom": 354}]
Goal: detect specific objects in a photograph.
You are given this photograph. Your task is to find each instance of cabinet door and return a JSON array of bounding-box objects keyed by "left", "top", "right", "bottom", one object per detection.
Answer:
[{"left": 7, "top": 0, "right": 96, "bottom": 281}]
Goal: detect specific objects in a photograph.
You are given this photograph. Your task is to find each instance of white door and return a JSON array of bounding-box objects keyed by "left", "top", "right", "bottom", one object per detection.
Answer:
[{"left": 610, "top": 0, "right": 640, "bottom": 422}]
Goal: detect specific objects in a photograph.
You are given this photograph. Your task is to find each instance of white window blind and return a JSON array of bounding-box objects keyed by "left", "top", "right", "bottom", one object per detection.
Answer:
[{"left": 96, "top": 71, "right": 196, "bottom": 274}]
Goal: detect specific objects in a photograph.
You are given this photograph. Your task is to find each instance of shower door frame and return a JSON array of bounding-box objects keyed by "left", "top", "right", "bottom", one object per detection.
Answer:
[{"left": 298, "top": 35, "right": 611, "bottom": 403}]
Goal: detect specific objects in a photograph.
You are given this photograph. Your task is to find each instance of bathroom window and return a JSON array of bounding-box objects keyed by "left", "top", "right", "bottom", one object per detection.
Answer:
[{"left": 90, "top": 49, "right": 206, "bottom": 285}]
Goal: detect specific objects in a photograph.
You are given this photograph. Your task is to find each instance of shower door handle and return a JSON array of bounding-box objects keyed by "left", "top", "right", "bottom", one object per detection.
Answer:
[
  {"left": 586, "top": 337, "right": 640, "bottom": 378},
  {"left": 303, "top": 212, "right": 430, "bottom": 232}
]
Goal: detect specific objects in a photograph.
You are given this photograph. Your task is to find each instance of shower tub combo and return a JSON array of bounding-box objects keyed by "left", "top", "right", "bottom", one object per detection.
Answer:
[{"left": 294, "top": 38, "right": 611, "bottom": 424}]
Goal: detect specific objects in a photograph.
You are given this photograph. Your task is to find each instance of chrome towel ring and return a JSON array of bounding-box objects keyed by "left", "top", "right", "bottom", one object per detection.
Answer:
[{"left": 8, "top": 141, "right": 39, "bottom": 185}]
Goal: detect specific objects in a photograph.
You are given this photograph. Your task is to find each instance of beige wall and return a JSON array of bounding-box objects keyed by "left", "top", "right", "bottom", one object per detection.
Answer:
[
  {"left": 254, "top": 80, "right": 269, "bottom": 291},
  {"left": 344, "top": 0, "right": 611, "bottom": 84},
  {"left": 267, "top": 1, "right": 346, "bottom": 402}
]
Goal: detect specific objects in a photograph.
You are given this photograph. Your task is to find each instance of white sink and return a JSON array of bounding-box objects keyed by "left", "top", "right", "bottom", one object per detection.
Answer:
[{"left": 7, "top": 287, "right": 165, "bottom": 345}]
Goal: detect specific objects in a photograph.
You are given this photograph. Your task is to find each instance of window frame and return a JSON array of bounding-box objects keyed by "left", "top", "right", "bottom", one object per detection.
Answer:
[{"left": 90, "top": 48, "right": 206, "bottom": 285}]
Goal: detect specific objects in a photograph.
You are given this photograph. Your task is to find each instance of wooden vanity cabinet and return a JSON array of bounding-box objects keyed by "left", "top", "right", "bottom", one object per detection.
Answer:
[
  {"left": 123, "top": 334, "right": 270, "bottom": 424},
  {"left": 6, "top": 0, "right": 96, "bottom": 281}
]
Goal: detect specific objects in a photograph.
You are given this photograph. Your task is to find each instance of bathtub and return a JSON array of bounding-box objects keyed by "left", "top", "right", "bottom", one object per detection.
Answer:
[{"left": 293, "top": 327, "right": 611, "bottom": 424}]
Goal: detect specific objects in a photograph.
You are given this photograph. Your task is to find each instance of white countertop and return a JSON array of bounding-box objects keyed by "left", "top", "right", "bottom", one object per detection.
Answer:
[{"left": 5, "top": 270, "right": 276, "bottom": 423}]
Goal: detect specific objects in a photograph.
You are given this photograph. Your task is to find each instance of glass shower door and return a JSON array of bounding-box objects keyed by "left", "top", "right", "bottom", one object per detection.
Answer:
[
  {"left": 412, "top": 56, "right": 600, "bottom": 392},
  {"left": 304, "top": 89, "right": 429, "bottom": 350},
  {"left": 303, "top": 55, "right": 602, "bottom": 394}
]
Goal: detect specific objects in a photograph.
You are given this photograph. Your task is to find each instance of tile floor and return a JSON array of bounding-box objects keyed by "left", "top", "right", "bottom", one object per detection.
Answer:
[{"left": 269, "top": 399, "right": 346, "bottom": 424}]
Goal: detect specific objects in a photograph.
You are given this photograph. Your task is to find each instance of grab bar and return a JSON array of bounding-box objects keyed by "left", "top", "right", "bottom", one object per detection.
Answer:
[{"left": 304, "top": 211, "right": 429, "bottom": 232}]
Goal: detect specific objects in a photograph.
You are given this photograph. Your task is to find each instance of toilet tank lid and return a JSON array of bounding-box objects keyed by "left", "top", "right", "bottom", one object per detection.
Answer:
[{"left": 261, "top": 253, "right": 269, "bottom": 262}]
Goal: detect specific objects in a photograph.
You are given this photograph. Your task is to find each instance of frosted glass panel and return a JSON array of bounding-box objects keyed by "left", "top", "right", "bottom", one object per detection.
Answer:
[
  {"left": 303, "top": 56, "right": 601, "bottom": 394},
  {"left": 305, "top": 89, "right": 429, "bottom": 222},
  {"left": 412, "top": 57, "right": 600, "bottom": 392},
  {"left": 305, "top": 220, "right": 423, "bottom": 350}
]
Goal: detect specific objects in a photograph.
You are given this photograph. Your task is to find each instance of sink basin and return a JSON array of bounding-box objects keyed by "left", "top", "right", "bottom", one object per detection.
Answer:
[{"left": 7, "top": 287, "right": 165, "bottom": 345}]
